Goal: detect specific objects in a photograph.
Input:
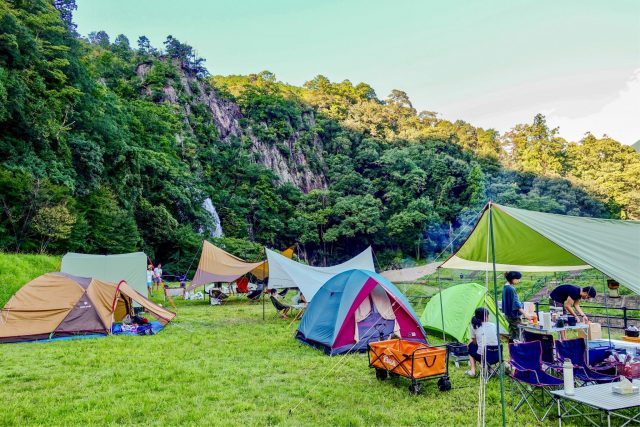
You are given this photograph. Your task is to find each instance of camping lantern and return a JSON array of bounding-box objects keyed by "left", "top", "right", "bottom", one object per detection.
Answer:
[{"left": 608, "top": 279, "right": 620, "bottom": 298}]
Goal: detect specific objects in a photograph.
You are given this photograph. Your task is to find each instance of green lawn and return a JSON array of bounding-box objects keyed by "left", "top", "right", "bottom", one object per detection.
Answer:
[
  {"left": 0, "top": 255, "right": 625, "bottom": 426},
  {"left": 0, "top": 253, "right": 61, "bottom": 306}
]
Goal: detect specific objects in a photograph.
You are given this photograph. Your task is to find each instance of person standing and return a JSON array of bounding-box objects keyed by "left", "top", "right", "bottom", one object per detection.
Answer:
[
  {"left": 501, "top": 271, "right": 532, "bottom": 342},
  {"left": 153, "top": 263, "right": 163, "bottom": 292},
  {"left": 146, "top": 265, "right": 153, "bottom": 297}
]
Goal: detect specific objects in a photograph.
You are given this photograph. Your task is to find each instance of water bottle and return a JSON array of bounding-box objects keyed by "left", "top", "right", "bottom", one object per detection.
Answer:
[{"left": 563, "top": 359, "right": 575, "bottom": 395}]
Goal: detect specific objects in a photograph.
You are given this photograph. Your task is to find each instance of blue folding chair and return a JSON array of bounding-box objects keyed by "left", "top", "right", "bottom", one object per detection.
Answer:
[
  {"left": 555, "top": 338, "right": 618, "bottom": 385},
  {"left": 509, "top": 341, "right": 564, "bottom": 422}
]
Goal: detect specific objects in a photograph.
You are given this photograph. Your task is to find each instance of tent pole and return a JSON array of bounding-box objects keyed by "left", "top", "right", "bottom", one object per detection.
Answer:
[
  {"left": 262, "top": 285, "right": 265, "bottom": 321},
  {"left": 437, "top": 268, "right": 446, "bottom": 342},
  {"left": 603, "top": 273, "right": 612, "bottom": 346},
  {"left": 489, "top": 204, "right": 507, "bottom": 427}
]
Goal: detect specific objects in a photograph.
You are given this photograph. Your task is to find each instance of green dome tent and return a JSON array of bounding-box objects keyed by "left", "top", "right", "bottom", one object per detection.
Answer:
[{"left": 420, "top": 282, "right": 507, "bottom": 343}]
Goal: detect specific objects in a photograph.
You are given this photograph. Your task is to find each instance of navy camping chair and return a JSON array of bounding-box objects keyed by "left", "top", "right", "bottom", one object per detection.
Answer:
[
  {"left": 522, "top": 330, "right": 555, "bottom": 364},
  {"left": 482, "top": 344, "right": 503, "bottom": 380},
  {"left": 509, "top": 341, "right": 563, "bottom": 422},
  {"left": 555, "top": 338, "right": 618, "bottom": 385}
]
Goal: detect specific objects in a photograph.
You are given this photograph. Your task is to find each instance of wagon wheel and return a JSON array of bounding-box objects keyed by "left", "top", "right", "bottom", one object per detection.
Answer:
[
  {"left": 437, "top": 376, "right": 452, "bottom": 392},
  {"left": 408, "top": 382, "right": 423, "bottom": 395},
  {"left": 375, "top": 368, "right": 388, "bottom": 381}
]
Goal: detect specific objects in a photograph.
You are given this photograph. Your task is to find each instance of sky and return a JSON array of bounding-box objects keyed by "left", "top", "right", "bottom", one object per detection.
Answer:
[{"left": 75, "top": 0, "right": 640, "bottom": 144}]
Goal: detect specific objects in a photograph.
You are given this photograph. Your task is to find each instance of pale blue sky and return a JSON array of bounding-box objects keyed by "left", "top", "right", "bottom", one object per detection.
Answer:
[{"left": 75, "top": 0, "right": 640, "bottom": 143}]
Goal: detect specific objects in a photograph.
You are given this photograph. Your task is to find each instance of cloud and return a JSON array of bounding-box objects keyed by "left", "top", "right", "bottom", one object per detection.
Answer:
[
  {"left": 434, "top": 68, "right": 640, "bottom": 145},
  {"left": 544, "top": 69, "right": 640, "bottom": 144}
]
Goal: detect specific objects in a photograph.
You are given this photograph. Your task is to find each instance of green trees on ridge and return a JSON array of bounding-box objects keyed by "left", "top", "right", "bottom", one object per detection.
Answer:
[{"left": 0, "top": 0, "right": 638, "bottom": 275}]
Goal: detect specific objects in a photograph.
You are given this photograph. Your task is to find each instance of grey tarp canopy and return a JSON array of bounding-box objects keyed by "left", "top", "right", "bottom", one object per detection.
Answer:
[
  {"left": 61, "top": 252, "right": 148, "bottom": 297},
  {"left": 380, "top": 262, "right": 442, "bottom": 283},
  {"left": 441, "top": 203, "right": 640, "bottom": 293}
]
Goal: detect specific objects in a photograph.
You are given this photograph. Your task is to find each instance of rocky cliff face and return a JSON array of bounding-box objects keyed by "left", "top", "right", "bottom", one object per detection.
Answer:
[{"left": 136, "top": 62, "right": 327, "bottom": 192}]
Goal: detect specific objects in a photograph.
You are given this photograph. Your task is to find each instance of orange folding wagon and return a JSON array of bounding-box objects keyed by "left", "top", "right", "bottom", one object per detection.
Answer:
[{"left": 368, "top": 339, "right": 451, "bottom": 394}]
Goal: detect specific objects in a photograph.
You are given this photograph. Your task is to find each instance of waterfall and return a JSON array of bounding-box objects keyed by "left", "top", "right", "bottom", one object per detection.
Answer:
[{"left": 202, "top": 197, "right": 223, "bottom": 238}]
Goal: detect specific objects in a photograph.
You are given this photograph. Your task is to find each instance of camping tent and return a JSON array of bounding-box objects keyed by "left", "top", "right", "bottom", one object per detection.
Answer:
[
  {"left": 420, "top": 282, "right": 507, "bottom": 342},
  {"left": 0, "top": 273, "right": 175, "bottom": 343},
  {"left": 61, "top": 252, "right": 148, "bottom": 297},
  {"left": 441, "top": 203, "right": 640, "bottom": 292},
  {"left": 190, "top": 241, "right": 264, "bottom": 290},
  {"left": 380, "top": 262, "right": 441, "bottom": 283},
  {"left": 266, "top": 247, "right": 376, "bottom": 301},
  {"left": 296, "top": 269, "right": 427, "bottom": 355},
  {"left": 250, "top": 246, "right": 295, "bottom": 281}
]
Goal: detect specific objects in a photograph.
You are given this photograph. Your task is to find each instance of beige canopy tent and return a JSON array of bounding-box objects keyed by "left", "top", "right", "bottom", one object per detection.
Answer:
[
  {"left": 189, "top": 241, "right": 264, "bottom": 290},
  {"left": 0, "top": 273, "right": 175, "bottom": 343},
  {"left": 380, "top": 262, "right": 442, "bottom": 283}
]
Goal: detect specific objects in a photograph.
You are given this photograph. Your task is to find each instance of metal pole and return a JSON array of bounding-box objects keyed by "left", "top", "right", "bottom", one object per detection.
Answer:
[
  {"left": 489, "top": 203, "right": 507, "bottom": 427},
  {"left": 603, "top": 273, "right": 612, "bottom": 346},
  {"left": 262, "top": 285, "right": 266, "bottom": 321},
  {"left": 437, "top": 268, "right": 446, "bottom": 342}
]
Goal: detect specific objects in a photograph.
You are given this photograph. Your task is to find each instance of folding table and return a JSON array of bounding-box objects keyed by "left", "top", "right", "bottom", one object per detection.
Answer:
[{"left": 552, "top": 382, "right": 640, "bottom": 427}]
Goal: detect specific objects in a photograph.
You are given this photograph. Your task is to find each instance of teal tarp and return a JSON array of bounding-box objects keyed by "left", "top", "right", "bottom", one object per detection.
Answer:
[{"left": 61, "top": 252, "right": 148, "bottom": 297}]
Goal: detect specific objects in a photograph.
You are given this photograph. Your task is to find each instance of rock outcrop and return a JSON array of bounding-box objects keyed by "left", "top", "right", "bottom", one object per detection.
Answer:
[{"left": 137, "top": 61, "right": 326, "bottom": 192}]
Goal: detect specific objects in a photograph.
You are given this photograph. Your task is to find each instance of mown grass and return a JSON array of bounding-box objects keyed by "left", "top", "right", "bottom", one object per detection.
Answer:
[
  {"left": 0, "top": 255, "right": 625, "bottom": 426},
  {"left": 1, "top": 295, "right": 541, "bottom": 426}
]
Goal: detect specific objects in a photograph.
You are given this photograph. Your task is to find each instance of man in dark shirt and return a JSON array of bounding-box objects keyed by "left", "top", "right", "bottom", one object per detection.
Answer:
[
  {"left": 502, "top": 271, "right": 532, "bottom": 342},
  {"left": 549, "top": 284, "right": 596, "bottom": 323}
]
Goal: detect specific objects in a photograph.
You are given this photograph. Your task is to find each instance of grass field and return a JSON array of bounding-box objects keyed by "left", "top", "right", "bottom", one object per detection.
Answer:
[{"left": 0, "top": 255, "right": 627, "bottom": 426}]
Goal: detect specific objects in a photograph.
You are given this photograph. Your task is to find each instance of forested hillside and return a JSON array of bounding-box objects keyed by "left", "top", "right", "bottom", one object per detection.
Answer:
[{"left": 1, "top": 1, "right": 639, "bottom": 273}]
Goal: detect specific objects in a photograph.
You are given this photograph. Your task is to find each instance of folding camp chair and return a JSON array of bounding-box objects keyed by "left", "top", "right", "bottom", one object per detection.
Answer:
[
  {"left": 278, "top": 288, "right": 289, "bottom": 297},
  {"left": 482, "top": 344, "right": 503, "bottom": 380},
  {"left": 522, "top": 330, "right": 555, "bottom": 364},
  {"left": 509, "top": 341, "right": 564, "bottom": 422},
  {"left": 270, "top": 295, "right": 291, "bottom": 319},
  {"left": 555, "top": 338, "right": 618, "bottom": 385}
]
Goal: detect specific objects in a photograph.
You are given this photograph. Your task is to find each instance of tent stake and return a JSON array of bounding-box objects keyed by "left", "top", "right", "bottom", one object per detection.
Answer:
[{"left": 489, "top": 203, "right": 507, "bottom": 427}]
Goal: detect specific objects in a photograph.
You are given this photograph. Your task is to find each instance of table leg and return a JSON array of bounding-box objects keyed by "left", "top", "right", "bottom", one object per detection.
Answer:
[
  {"left": 557, "top": 398, "right": 562, "bottom": 427},
  {"left": 608, "top": 411, "right": 611, "bottom": 427}
]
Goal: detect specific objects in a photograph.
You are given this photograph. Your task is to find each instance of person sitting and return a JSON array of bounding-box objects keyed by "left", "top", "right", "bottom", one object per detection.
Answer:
[
  {"left": 269, "top": 289, "right": 290, "bottom": 319},
  {"left": 549, "top": 284, "right": 596, "bottom": 323},
  {"left": 291, "top": 291, "right": 307, "bottom": 308},
  {"left": 466, "top": 307, "right": 499, "bottom": 377}
]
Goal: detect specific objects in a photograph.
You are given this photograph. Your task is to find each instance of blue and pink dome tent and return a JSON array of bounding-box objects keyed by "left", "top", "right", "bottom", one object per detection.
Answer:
[{"left": 295, "top": 269, "right": 427, "bottom": 355}]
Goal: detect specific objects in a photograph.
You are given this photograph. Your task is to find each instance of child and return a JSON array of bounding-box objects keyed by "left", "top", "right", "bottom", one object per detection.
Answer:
[
  {"left": 466, "top": 307, "right": 499, "bottom": 377},
  {"left": 146, "top": 265, "right": 153, "bottom": 297}
]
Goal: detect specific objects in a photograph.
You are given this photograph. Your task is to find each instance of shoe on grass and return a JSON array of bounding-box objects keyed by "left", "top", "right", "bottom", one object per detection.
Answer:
[{"left": 465, "top": 370, "right": 477, "bottom": 378}]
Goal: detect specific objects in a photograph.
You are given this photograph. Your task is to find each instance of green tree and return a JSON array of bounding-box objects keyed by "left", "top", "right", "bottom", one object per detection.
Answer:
[{"left": 33, "top": 204, "right": 76, "bottom": 253}]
